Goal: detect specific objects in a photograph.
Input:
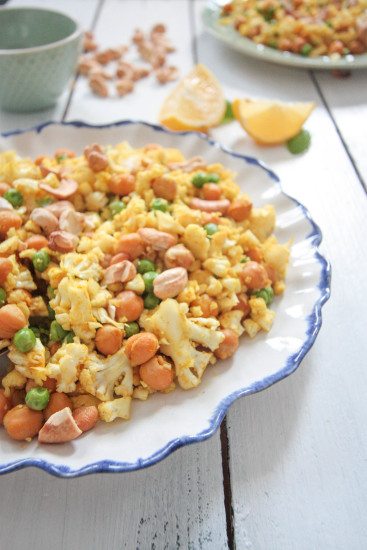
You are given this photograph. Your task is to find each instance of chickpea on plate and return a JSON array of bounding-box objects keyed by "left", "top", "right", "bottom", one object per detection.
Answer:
[{"left": 0, "top": 140, "right": 289, "bottom": 444}]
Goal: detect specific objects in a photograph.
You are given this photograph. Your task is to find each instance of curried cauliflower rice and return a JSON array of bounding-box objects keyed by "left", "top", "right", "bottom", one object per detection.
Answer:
[
  {"left": 220, "top": 0, "right": 367, "bottom": 58},
  {"left": 0, "top": 140, "right": 290, "bottom": 443}
]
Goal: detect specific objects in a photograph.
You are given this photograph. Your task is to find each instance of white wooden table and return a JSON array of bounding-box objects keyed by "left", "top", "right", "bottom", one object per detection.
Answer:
[{"left": 1, "top": 1, "right": 366, "bottom": 549}]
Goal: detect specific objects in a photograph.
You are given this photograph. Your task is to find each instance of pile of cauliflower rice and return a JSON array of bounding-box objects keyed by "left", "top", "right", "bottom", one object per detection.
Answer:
[
  {"left": 220, "top": 0, "right": 367, "bottom": 58},
  {"left": 0, "top": 140, "right": 290, "bottom": 444}
]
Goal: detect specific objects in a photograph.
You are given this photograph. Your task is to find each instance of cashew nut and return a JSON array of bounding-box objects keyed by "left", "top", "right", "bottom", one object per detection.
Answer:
[{"left": 30, "top": 208, "right": 59, "bottom": 235}]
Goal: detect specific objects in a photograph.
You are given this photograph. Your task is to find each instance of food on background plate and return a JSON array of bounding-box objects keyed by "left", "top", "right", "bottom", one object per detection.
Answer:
[
  {"left": 220, "top": 0, "right": 367, "bottom": 58},
  {"left": 159, "top": 64, "right": 227, "bottom": 132},
  {"left": 0, "top": 139, "right": 290, "bottom": 444},
  {"left": 232, "top": 98, "right": 315, "bottom": 144}
]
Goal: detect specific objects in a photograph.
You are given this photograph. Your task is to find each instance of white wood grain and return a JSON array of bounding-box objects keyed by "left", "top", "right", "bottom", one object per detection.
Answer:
[
  {"left": 0, "top": 434, "right": 228, "bottom": 550},
  {"left": 194, "top": 1, "right": 367, "bottom": 548},
  {"left": 313, "top": 70, "right": 367, "bottom": 186},
  {"left": 66, "top": 0, "right": 194, "bottom": 125}
]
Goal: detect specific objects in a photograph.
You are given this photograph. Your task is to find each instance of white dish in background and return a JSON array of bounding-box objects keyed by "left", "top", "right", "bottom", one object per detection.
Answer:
[
  {"left": 203, "top": 0, "right": 367, "bottom": 71},
  {"left": 0, "top": 121, "right": 330, "bottom": 477}
]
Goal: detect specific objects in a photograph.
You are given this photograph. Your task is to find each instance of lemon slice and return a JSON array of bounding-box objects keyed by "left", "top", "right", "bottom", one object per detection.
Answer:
[
  {"left": 159, "top": 64, "right": 226, "bottom": 132},
  {"left": 232, "top": 98, "right": 315, "bottom": 144}
]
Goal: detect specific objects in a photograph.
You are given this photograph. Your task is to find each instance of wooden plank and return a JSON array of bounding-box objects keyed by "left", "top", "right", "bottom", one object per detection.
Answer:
[
  {"left": 313, "top": 70, "right": 367, "bottom": 189},
  {"left": 64, "top": 2, "right": 229, "bottom": 548},
  {"left": 0, "top": 434, "right": 228, "bottom": 550},
  {"left": 0, "top": 0, "right": 100, "bottom": 134},
  {"left": 194, "top": 1, "right": 367, "bottom": 548}
]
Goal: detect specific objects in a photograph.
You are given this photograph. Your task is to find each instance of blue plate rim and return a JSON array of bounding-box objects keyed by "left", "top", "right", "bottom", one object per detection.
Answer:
[{"left": 0, "top": 119, "right": 331, "bottom": 477}]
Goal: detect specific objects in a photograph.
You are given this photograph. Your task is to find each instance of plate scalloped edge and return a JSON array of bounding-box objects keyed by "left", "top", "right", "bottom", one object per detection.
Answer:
[{"left": 0, "top": 120, "right": 331, "bottom": 477}]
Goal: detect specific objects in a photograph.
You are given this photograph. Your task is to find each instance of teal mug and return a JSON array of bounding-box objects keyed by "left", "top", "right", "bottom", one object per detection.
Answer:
[{"left": 0, "top": 7, "right": 82, "bottom": 112}]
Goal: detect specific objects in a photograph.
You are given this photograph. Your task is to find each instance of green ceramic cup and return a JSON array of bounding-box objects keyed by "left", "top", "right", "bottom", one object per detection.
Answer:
[{"left": 0, "top": 7, "right": 82, "bottom": 112}]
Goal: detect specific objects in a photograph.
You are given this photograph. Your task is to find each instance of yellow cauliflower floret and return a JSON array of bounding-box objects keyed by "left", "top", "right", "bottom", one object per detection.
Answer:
[
  {"left": 0, "top": 236, "right": 20, "bottom": 256},
  {"left": 141, "top": 299, "right": 216, "bottom": 390},
  {"left": 238, "top": 229, "right": 261, "bottom": 251},
  {"left": 219, "top": 310, "right": 245, "bottom": 337},
  {"left": 249, "top": 205, "right": 276, "bottom": 242},
  {"left": 263, "top": 239, "right": 291, "bottom": 280},
  {"left": 51, "top": 277, "right": 100, "bottom": 342},
  {"left": 60, "top": 252, "right": 103, "bottom": 281},
  {"left": 203, "top": 257, "right": 231, "bottom": 278},
  {"left": 1, "top": 369, "right": 27, "bottom": 397},
  {"left": 183, "top": 224, "right": 209, "bottom": 261},
  {"left": 249, "top": 297, "right": 275, "bottom": 333},
  {"left": 79, "top": 348, "right": 133, "bottom": 402},
  {"left": 125, "top": 274, "right": 145, "bottom": 294},
  {"left": 46, "top": 342, "right": 89, "bottom": 393},
  {"left": 243, "top": 318, "right": 261, "bottom": 339},
  {"left": 98, "top": 397, "right": 132, "bottom": 422},
  {"left": 8, "top": 339, "right": 47, "bottom": 385}
]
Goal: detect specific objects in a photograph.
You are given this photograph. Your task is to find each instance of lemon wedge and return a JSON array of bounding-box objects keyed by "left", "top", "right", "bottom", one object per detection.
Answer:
[
  {"left": 159, "top": 64, "right": 226, "bottom": 132},
  {"left": 232, "top": 98, "right": 315, "bottom": 144}
]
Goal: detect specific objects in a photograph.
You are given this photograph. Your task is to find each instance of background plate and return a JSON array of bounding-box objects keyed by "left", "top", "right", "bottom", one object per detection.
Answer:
[
  {"left": 203, "top": 0, "right": 367, "bottom": 71},
  {"left": 0, "top": 120, "right": 330, "bottom": 477}
]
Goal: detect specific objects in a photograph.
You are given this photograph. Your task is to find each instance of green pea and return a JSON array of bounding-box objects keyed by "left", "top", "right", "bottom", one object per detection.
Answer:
[
  {"left": 47, "top": 285, "right": 55, "bottom": 300},
  {"left": 192, "top": 173, "right": 207, "bottom": 188},
  {"left": 204, "top": 223, "right": 219, "bottom": 237},
  {"left": 33, "top": 251, "right": 50, "bottom": 272},
  {"left": 25, "top": 387, "right": 50, "bottom": 411},
  {"left": 137, "top": 258, "right": 156, "bottom": 274},
  {"left": 14, "top": 328, "right": 36, "bottom": 353},
  {"left": 286, "top": 129, "right": 311, "bottom": 155},
  {"left": 47, "top": 303, "right": 55, "bottom": 320},
  {"left": 4, "top": 189, "right": 23, "bottom": 207},
  {"left": 109, "top": 200, "right": 126, "bottom": 217},
  {"left": 63, "top": 331, "right": 75, "bottom": 344},
  {"left": 142, "top": 271, "right": 158, "bottom": 293},
  {"left": 56, "top": 154, "right": 68, "bottom": 163},
  {"left": 0, "top": 287, "right": 6, "bottom": 307},
  {"left": 144, "top": 293, "right": 161, "bottom": 310},
  {"left": 240, "top": 256, "right": 250, "bottom": 263},
  {"left": 300, "top": 44, "right": 312, "bottom": 56},
  {"left": 220, "top": 100, "right": 235, "bottom": 125},
  {"left": 252, "top": 287, "right": 274, "bottom": 306},
  {"left": 205, "top": 173, "right": 220, "bottom": 183},
  {"left": 35, "top": 197, "right": 54, "bottom": 207},
  {"left": 124, "top": 322, "right": 140, "bottom": 338},
  {"left": 50, "top": 321, "right": 67, "bottom": 342},
  {"left": 150, "top": 198, "right": 169, "bottom": 212}
]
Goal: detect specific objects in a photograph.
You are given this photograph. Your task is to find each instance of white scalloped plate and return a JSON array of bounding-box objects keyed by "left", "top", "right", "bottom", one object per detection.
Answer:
[
  {"left": 203, "top": 0, "right": 367, "bottom": 70},
  {"left": 0, "top": 121, "right": 330, "bottom": 477}
]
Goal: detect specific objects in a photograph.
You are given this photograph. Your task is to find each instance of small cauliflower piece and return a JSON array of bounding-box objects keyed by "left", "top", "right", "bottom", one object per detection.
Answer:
[
  {"left": 219, "top": 310, "right": 245, "bottom": 337},
  {"left": 46, "top": 342, "right": 89, "bottom": 393},
  {"left": 60, "top": 252, "right": 104, "bottom": 281},
  {"left": 263, "top": 239, "right": 290, "bottom": 280},
  {"left": 186, "top": 317, "right": 224, "bottom": 351},
  {"left": 1, "top": 369, "right": 27, "bottom": 397},
  {"left": 243, "top": 318, "right": 261, "bottom": 339},
  {"left": 141, "top": 299, "right": 218, "bottom": 390},
  {"left": 248, "top": 206, "right": 276, "bottom": 242},
  {"left": 51, "top": 277, "right": 100, "bottom": 342},
  {"left": 203, "top": 257, "right": 231, "bottom": 278},
  {"left": 98, "top": 397, "right": 132, "bottom": 422},
  {"left": 183, "top": 224, "right": 209, "bottom": 261},
  {"left": 79, "top": 348, "right": 133, "bottom": 402},
  {"left": 125, "top": 273, "right": 145, "bottom": 294},
  {"left": 8, "top": 338, "right": 47, "bottom": 385}
]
